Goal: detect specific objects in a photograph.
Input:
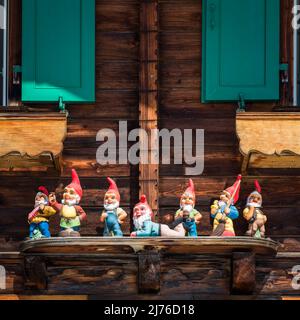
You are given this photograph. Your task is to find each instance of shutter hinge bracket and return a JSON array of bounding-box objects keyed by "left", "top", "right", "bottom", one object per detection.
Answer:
[
  {"left": 13, "top": 65, "right": 22, "bottom": 85},
  {"left": 237, "top": 93, "right": 247, "bottom": 112},
  {"left": 280, "top": 63, "right": 289, "bottom": 84},
  {"left": 58, "top": 96, "right": 66, "bottom": 113},
  {"left": 279, "top": 63, "right": 289, "bottom": 71}
]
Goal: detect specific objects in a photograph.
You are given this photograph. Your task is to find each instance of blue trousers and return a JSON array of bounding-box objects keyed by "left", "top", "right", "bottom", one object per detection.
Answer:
[
  {"left": 29, "top": 222, "right": 51, "bottom": 238},
  {"left": 104, "top": 212, "right": 123, "bottom": 237},
  {"left": 60, "top": 226, "right": 80, "bottom": 232},
  {"left": 183, "top": 220, "right": 198, "bottom": 237}
]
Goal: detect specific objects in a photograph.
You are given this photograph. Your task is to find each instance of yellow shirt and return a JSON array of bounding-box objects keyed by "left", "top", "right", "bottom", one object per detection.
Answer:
[{"left": 31, "top": 206, "right": 57, "bottom": 224}]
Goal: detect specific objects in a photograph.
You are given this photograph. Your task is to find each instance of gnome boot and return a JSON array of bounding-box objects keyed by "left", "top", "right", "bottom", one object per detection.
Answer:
[
  {"left": 168, "top": 217, "right": 185, "bottom": 230},
  {"left": 70, "top": 230, "right": 81, "bottom": 237},
  {"left": 59, "top": 228, "right": 72, "bottom": 237}
]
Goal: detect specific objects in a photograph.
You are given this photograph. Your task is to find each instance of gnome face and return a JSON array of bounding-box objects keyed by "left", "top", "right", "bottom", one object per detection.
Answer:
[
  {"left": 220, "top": 191, "right": 231, "bottom": 205},
  {"left": 247, "top": 193, "right": 262, "bottom": 207},
  {"left": 35, "top": 194, "right": 48, "bottom": 208},
  {"left": 180, "top": 192, "right": 195, "bottom": 209},
  {"left": 62, "top": 187, "right": 80, "bottom": 206},
  {"left": 104, "top": 191, "right": 120, "bottom": 211},
  {"left": 133, "top": 203, "right": 152, "bottom": 230}
]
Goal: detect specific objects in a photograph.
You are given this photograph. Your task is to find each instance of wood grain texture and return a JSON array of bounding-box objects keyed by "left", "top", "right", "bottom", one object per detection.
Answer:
[
  {"left": 236, "top": 113, "right": 300, "bottom": 156},
  {"left": 0, "top": 113, "right": 67, "bottom": 157},
  {"left": 0, "top": 0, "right": 298, "bottom": 300}
]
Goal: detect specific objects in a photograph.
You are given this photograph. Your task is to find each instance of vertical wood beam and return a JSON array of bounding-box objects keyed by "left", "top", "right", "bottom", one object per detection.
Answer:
[{"left": 139, "top": 0, "right": 159, "bottom": 216}]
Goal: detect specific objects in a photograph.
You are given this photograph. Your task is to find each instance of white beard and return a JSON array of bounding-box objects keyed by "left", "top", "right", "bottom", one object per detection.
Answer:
[
  {"left": 247, "top": 201, "right": 261, "bottom": 208},
  {"left": 181, "top": 204, "right": 194, "bottom": 213},
  {"left": 34, "top": 199, "right": 48, "bottom": 208},
  {"left": 133, "top": 212, "right": 152, "bottom": 230},
  {"left": 104, "top": 201, "right": 119, "bottom": 211},
  {"left": 62, "top": 197, "right": 79, "bottom": 206}
]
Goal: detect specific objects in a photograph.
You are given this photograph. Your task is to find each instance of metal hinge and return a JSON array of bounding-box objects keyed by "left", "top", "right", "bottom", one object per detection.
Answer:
[
  {"left": 58, "top": 96, "right": 66, "bottom": 113},
  {"left": 237, "top": 93, "right": 247, "bottom": 112},
  {"left": 280, "top": 63, "right": 289, "bottom": 84},
  {"left": 279, "top": 63, "right": 289, "bottom": 71},
  {"left": 13, "top": 65, "right": 22, "bottom": 85}
]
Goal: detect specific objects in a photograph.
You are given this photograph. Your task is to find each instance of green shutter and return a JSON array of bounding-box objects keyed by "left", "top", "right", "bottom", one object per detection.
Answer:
[
  {"left": 202, "top": 0, "right": 280, "bottom": 102},
  {"left": 22, "top": 0, "right": 95, "bottom": 103}
]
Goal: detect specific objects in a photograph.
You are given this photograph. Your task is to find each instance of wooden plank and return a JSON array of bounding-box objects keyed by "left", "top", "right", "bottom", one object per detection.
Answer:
[
  {"left": 20, "top": 237, "right": 279, "bottom": 256},
  {"left": 139, "top": 0, "right": 159, "bottom": 214}
]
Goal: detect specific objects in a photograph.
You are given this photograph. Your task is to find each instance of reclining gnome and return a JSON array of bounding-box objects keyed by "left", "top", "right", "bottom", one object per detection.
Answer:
[{"left": 130, "top": 195, "right": 186, "bottom": 237}]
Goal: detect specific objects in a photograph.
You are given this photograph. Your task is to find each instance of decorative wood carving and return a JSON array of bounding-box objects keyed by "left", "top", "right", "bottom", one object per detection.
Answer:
[
  {"left": 0, "top": 113, "right": 67, "bottom": 172},
  {"left": 24, "top": 256, "right": 47, "bottom": 290},
  {"left": 20, "top": 238, "right": 278, "bottom": 296},
  {"left": 139, "top": 0, "right": 159, "bottom": 216},
  {"left": 232, "top": 252, "right": 256, "bottom": 295},
  {"left": 236, "top": 112, "right": 300, "bottom": 174},
  {"left": 138, "top": 250, "right": 160, "bottom": 293}
]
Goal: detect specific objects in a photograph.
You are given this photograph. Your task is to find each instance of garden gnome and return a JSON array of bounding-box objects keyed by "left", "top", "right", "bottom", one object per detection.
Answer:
[
  {"left": 100, "top": 177, "right": 127, "bottom": 237},
  {"left": 49, "top": 169, "right": 87, "bottom": 237},
  {"left": 131, "top": 195, "right": 186, "bottom": 237},
  {"left": 243, "top": 181, "right": 267, "bottom": 238},
  {"left": 211, "top": 175, "right": 242, "bottom": 237},
  {"left": 28, "top": 186, "right": 57, "bottom": 239},
  {"left": 172, "top": 179, "right": 202, "bottom": 236}
]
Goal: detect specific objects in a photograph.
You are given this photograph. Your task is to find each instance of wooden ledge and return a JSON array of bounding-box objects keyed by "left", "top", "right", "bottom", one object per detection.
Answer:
[
  {"left": 19, "top": 237, "right": 279, "bottom": 294},
  {"left": 20, "top": 237, "right": 279, "bottom": 256}
]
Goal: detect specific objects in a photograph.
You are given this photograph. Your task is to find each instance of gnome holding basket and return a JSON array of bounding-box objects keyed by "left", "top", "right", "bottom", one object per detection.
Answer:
[
  {"left": 243, "top": 181, "right": 267, "bottom": 238},
  {"left": 49, "top": 169, "right": 87, "bottom": 237},
  {"left": 100, "top": 177, "right": 127, "bottom": 237},
  {"left": 28, "top": 186, "right": 57, "bottom": 239},
  {"left": 172, "top": 179, "right": 202, "bottom": 237},
  {"left": 131, "top": 195, "right": 186, "bottom": 237},
  {"left": 211, "top": 175, "right": 242, "bottom": 237}
]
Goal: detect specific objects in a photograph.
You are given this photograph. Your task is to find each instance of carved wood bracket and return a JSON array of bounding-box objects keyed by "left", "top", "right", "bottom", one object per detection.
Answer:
[
  {"left": 231, "top": 252, "right": 256, "bottom": 295},
  {"left": 24, "top": 256, "right": 48, "bottom": 291},
  {"left": 138, "top": 250, "right": 160, "bottom": 294}
]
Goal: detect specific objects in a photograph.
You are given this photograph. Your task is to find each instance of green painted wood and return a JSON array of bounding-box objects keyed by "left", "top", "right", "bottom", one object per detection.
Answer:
[
  {"left": 22, "top": 0, "right": 95, "bottom": 103},
  {"left": 202, "top": 0, "right": 280, "bottom": 102}
]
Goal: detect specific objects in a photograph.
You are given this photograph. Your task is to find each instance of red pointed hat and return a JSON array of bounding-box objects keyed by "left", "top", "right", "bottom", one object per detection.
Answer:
[
  {"left": 223, "top": 175, "right": 242, "bottom": 204},
  {"left": 248, "top": 180, "right": 263, "bottom": 203},
  {"left": 106, "top": 177, "right": 120, "bottom": 202},
  {"left": 36, "top": 186, "right": 49, "bottom": 202},
  {"left": 135, "top": 195, "right": 154, "bottom": 219},
  {"left": 37, "top": 186, "right": 49, "bottom": 197},
  {"left": 67, "top": 169, "right": 83, "bottom": 200},
  {"left": 184, "top": 179, "right": 195, "bottom": 197}
]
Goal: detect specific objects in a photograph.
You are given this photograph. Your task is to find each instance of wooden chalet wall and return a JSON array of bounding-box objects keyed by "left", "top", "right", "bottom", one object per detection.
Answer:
[{"left": 0, "top": 0, "right": 299, "bottom": 299}]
